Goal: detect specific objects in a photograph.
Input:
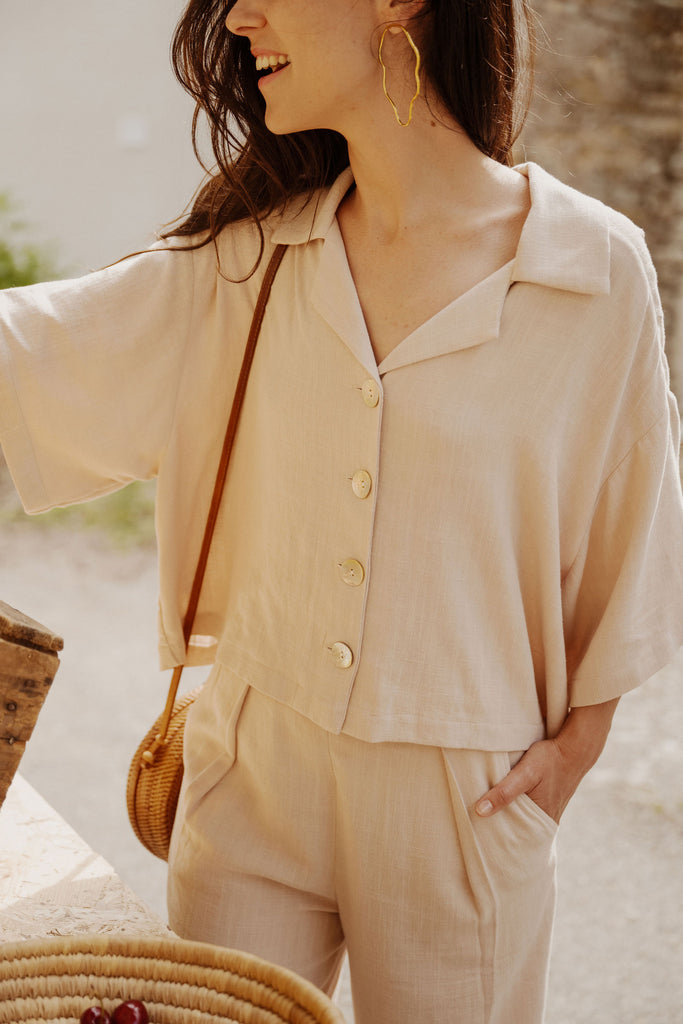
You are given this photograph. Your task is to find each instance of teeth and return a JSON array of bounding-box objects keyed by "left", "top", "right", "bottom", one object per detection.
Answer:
[{"left": 255, "top": 54, "right": 290, "bottom": 72}]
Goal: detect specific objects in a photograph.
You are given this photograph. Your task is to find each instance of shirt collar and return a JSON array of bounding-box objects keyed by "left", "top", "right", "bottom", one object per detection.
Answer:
[
  {"left": 270, "top": 167, "right": 356, "bottom": 246},
  {"left": 271, "top": 161, "right": 611, "bottom": 297},
  {"left": 511, "top": 162, "right": 611, "bottom": 296}
]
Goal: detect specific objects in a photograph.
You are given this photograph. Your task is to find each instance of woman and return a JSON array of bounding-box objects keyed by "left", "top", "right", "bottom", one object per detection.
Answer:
[{"left": 2, "top": 1, "right": 682, "bottom": 1021}]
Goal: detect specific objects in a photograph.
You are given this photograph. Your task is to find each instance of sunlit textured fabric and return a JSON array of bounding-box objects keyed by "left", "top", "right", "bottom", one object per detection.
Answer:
[{"left": 1, "top": 163, "right": 682, "bottom": 748}]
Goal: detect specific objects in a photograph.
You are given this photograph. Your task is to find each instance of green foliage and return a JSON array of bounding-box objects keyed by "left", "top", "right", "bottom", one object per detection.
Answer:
[
  {"left": 37, "top": 481, "right": 157, "bottom": 548},
  {"left": 0, "top": 479, "right": 157, "bottom": 549},
  {"left": 0, "top": 193, "right": 59, "bottom": 288}
]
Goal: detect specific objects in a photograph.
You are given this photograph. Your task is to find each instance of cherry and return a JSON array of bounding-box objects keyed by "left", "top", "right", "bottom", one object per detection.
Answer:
[
  {"left": 111, "top": 1000, "right": 149, "bottom": 1024},
  {"left": 80, "top": 1009, "right": 111, "bottom": 1024}
]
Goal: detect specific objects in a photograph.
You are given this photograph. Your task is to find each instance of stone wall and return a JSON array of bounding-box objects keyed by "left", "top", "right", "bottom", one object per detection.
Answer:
[{"left": 518, "top": 0, "right": 683, "bottom": 398}]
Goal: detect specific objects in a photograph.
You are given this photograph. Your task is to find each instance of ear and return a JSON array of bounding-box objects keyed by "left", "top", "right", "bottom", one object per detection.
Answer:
[{"left": 377, "top": 0, "right": 428, "bottom": 29}]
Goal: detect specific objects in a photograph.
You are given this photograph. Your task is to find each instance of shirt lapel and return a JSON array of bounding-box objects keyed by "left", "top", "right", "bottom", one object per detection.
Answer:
[
  {"left": 310, "top": 221, "right": 380, "bottom": 379},
  {"left": 378, "top": 261, "right": 515, "bottom": 375}
]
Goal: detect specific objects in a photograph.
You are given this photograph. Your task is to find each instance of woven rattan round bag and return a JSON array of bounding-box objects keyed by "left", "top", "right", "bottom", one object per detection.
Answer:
[
  {"left": 0, "top": 934, "right": 345, "bottom": 1024},
  {"left": 126, "top": 684, "right": 201, "bottom": 861}
]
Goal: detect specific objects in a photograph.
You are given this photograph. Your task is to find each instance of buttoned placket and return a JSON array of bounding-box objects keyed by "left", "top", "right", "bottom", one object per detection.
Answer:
[
  {"left": 327, "top": 373, "right": 383, "bottom": 683},
  {"left": 306, "top": 213, "right": 518, "bottom": 730},
  {"left": 304, "top": 221, "right": 386, "bottom": 723}
]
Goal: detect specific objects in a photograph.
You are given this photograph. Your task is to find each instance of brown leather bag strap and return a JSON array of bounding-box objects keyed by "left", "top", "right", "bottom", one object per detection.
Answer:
[
  {"left": 143, "top": 243, "right": 288, "bottom": 762},
  {"left": 182, "top": 241, "right": 288, "bottom": 644}
]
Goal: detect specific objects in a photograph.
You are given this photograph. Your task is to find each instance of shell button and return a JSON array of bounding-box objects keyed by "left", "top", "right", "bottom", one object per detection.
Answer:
[
  {"left": 339, "top": 558, "right": 365, "bottom": 587},
  {"left": 330, "top": 642, "right": 354, "bottom": 669},
  {"left": 361, "top": 379, "right": 380, "bottom": 408},
  {"left": 351, "top": 470, "right": 372, "bottom": 499}
]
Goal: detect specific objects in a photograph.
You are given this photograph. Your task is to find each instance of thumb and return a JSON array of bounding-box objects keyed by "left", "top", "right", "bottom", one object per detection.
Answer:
[{"left": 475, "top": 750, "right": 541, "bottom": 817}]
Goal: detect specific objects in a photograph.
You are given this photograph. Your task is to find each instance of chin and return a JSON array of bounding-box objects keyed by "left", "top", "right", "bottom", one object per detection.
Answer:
[
  {"left": 264, "top": 113, "right": 316, "bottom": 136},
  {"left": 265, "top": 119, "right": 295, "bottom": 136},
  {"left": 263, "top": 103, "right": 330, "bottom": 137}
]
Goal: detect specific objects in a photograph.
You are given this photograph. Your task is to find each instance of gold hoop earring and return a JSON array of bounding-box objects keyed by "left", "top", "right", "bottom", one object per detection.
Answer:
[{"left": 378, "top": 24, "right": 421, "bottom": 128}]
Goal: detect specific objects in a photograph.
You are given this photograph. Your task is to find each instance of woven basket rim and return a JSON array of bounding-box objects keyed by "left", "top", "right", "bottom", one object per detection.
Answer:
[{"left": 0, "top": 934, "right": 345, "bottom": 1023}]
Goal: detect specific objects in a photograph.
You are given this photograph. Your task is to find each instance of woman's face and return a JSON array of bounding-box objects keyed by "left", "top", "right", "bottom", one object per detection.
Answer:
[{"left": 225, "top": 0, "right": 386, "bottom": 135}]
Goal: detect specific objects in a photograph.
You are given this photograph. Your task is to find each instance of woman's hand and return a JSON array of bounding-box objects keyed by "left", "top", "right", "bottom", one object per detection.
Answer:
[{"left": 475, "top": 697, "right": 621, "bottom": 825}]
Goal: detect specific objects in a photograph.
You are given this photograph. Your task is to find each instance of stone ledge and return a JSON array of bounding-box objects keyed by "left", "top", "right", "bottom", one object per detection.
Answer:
[{"left": 0, "top": 774, "right": 171, "bottom": 943}]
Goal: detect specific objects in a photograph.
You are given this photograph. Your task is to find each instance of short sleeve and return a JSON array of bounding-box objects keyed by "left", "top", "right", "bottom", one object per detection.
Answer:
[
  {"left": 0, "top": 245, "right": 200, "bottom": 512},
  {"left": 562, "top": 386, "right": 683, "bottom": 707}
]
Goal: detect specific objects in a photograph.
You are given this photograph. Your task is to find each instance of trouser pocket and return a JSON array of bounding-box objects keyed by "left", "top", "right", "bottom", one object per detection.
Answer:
[
  {"left": 175, "top": 665, "right": 250, "bottom": 828},
  {"left": 504, "top": 750, "right": 560, "bottom": 832},
  {"left": 441, "top": 748, "right": 557, "bottom": 1022}
]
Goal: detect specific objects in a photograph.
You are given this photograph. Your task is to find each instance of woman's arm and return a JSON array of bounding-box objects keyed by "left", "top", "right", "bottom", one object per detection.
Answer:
[
  {"left": 0, "top": 244, "right": 198, "bottom": 513},
  {"left": 475, "top": 697, "right": 621, "bottom": 824}
]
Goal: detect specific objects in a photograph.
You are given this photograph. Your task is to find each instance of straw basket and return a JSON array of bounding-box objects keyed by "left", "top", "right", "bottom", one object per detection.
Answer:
[{"left": 0, "top": 935, "right": 345, "bottom": 1024}]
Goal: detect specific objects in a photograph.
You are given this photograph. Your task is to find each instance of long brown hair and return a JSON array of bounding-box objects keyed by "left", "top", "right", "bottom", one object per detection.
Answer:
[{"left": 164, "top": 0, "right": 535, "bottom": 270}]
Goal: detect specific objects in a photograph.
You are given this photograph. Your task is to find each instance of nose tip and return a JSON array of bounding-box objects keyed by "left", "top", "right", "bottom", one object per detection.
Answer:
[{"left": 225, "top": 4, "right": 267, "bottom": 36}]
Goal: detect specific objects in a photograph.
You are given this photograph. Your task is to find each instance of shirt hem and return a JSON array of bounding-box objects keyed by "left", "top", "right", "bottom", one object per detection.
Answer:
[{"left": 205, "top": 646, "right": 547, "bottom": 750}]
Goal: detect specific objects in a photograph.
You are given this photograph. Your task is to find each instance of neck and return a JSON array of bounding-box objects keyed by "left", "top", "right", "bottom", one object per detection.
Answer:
[{"left": 337, "top": 93, "right": 522, "bottom": 244}]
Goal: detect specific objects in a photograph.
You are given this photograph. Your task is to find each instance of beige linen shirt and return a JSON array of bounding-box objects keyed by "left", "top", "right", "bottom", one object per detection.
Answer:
[{"left": 1, "top": 163, "right": 682, "bottom": 749}]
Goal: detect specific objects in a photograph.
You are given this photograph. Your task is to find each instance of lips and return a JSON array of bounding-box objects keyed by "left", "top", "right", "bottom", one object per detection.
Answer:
[{"left": 257, "top": 61, "right": 290, "bottom": 89}]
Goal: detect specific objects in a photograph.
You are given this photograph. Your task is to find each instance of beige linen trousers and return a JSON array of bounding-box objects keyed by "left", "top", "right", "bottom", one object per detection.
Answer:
[{"left": 168, "top": 669, "right": 558, "bottom": 1024}]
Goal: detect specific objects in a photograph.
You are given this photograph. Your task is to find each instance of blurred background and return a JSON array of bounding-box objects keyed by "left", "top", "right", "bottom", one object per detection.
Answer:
[
  {"left": 0, "top": 0, "right": 200, "bottom": 276},
  {"left": 1, "top": 2, "right": 682, "bottom": 1022}
]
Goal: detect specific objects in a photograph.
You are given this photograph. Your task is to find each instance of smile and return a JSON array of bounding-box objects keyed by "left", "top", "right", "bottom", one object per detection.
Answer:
[{"left": 255, "top": 54, "right": 290, "bottom": 73}]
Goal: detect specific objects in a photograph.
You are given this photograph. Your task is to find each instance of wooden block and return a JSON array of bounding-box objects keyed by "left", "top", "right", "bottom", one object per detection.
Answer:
[{"left": 0, "top": 601, "right": 63, "bottom": 810}]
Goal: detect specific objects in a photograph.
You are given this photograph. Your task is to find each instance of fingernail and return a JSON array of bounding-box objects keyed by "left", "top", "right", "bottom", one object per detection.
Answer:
[{"left": 476, "top": 800, "right": 493, "bottom": 816}]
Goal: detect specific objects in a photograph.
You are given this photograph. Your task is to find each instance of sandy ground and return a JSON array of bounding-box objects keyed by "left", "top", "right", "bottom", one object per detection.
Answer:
[{"left": 2, "top": 521, "right": 682, "bottom": 1024}]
